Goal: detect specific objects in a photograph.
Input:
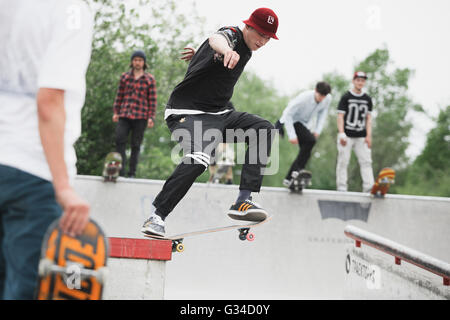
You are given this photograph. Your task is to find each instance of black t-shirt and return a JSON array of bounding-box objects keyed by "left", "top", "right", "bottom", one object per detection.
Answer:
[
  {"left": 167, "top": 26, "right": 252, "bottom": 113},
  {"left": 337, "top": 91, "right": 373, "bottom": 137}
]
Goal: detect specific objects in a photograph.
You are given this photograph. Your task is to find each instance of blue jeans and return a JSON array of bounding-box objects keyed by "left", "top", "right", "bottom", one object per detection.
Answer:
[{"left": 0, "top": 165, "right": 62, "bottom": 299}]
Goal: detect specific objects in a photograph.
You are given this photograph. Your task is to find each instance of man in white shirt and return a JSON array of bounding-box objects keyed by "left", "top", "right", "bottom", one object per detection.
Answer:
[
  {"left": 277, "top": 82, "right": 332, "bottom": 186},
  {"left": 0, "top": 0, "right": 93, "bottom": 299}
]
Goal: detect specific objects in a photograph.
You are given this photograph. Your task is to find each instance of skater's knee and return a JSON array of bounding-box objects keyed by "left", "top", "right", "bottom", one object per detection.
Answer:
[{"left": 183, "top": 152, "right": 210, "bottom": 170}]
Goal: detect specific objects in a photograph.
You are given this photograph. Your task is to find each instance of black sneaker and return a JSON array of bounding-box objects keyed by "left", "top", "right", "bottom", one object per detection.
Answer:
[{"left": 227, "top": 198, "right": 268, "bottom": 222}]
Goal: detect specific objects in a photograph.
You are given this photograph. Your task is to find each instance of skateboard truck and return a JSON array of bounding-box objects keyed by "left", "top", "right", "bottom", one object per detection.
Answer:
[
  {"left": 238, "top": 227, "right": 255, "bottom": 241},
  {"left": 171, "top": 239, "right": 185, "bottom": 253},
  {"left": 38, "top": 259, "right": 109, "bottom": 285}
]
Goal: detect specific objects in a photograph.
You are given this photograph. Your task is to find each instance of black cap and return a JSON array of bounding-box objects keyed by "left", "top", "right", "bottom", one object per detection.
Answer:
[{"left": 131, "top": 50, "right": 146, "bottom": 62}]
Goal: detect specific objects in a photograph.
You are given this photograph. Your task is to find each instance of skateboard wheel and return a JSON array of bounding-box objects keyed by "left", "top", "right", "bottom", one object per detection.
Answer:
[
  {"left": 246, "top": 233, "right": 255, "bottom": 241},
  {"left": 95, "top": 267, "right": 109, "bottom": 284},
  {"left": 175, "top": 243, "right": 185, "bottom": 253},
  {"left": 38, "top": 258, "right": 53, "bottom": 277}
]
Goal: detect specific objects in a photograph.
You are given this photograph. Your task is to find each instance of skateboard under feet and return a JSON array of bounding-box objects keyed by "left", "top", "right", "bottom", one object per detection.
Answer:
[{"left": 144, "top": 216, "right": 272, "bottom": 253}]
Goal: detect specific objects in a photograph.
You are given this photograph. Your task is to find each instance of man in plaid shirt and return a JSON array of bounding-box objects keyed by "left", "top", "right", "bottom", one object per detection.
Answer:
[{"left": 113, "top": 50, "right": 157, "bottom": 177}]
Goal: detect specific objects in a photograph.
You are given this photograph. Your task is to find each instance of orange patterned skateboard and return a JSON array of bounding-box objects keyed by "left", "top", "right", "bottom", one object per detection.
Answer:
[
  {"left": 370, "top": 167, "right": 395, "bottom": 198},
  {"left": 36, "top": 219, "right": 108, "bottom": 300}
]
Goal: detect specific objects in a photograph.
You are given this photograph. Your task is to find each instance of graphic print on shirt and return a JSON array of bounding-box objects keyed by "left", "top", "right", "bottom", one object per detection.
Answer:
[
  {"left": 338, "top": 91, "right": 373, "bottom": 138},
  {"left": 345, "top": 99, "right": 369, "bottom": 132}
]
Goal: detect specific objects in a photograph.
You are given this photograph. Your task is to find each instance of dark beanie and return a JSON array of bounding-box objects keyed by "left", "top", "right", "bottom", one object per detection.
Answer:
[{"left": 131, "top": 50, "right": 146, "bottom": 62}]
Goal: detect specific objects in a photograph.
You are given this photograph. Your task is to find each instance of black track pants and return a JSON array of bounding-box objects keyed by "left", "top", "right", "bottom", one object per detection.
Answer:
[
  {"left": 285, "top": 122, "right": 316, "bottom": 180},
  {"left": 153, "top": 111, "right": 274, "bottom": 219}
]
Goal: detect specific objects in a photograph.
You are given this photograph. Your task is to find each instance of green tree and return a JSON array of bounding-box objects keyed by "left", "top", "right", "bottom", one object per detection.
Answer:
[
  {"left": 396, "top": 106, "right": 450, "bottom": 197},
  {"left": 353, "top": 48, "right": 417, "bottom": 192},
  {"left": 75, "top": 0, "right": 204, "bottom": 178}
]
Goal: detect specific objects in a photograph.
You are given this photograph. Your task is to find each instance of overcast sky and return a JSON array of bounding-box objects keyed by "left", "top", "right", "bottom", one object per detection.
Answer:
[{"left": 177, "top": 0, "right": 450, "bottom": 158}]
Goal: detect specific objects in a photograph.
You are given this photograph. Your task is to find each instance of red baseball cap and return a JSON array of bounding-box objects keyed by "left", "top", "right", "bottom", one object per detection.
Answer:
[
  {"left": 353, "top": 71, "right": 368, "bottom": 79},
  {"left": 243, "top": 8, "right": 279, "bottom": 40}
]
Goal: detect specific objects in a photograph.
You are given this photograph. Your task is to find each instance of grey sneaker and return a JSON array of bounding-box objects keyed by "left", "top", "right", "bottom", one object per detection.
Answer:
[{"left": 141, "top": 214, "right": 165, "bottom": 237}]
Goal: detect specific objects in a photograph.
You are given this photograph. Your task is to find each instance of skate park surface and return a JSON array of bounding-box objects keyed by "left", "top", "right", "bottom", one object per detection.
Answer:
[{"left": 74, "top": 175, "right": 450, "bottom": 299}]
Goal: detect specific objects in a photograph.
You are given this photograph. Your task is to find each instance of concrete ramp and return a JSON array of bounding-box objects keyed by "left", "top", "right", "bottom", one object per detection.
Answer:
[{"left": 74, "top": 175, "right": 450, "bottom": 299}]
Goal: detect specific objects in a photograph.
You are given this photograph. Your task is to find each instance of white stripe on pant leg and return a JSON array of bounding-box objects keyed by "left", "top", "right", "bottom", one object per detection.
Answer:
[
  {"left": 193, "top": 152, "right": 210, "bottom": 165},
  {"left": 185, "top": 154, "right": 209, "bottom": 168},
  {"left": 193, "top": 151, "right": 210, "bottom": 160}
]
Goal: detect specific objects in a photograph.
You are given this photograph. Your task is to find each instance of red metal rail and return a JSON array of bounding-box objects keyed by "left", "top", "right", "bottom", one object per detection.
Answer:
[{"left": 344, "top": 225, "right": 450, "bottom": 286}]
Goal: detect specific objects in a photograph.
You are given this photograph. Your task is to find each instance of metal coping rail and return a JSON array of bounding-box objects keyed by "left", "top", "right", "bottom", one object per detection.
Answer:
[{"left": 344, "top": 225, "right": 450, "bottom": 286}]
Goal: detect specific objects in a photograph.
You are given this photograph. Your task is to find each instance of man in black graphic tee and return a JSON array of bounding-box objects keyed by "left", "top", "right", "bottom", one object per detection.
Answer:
[{"left": 336, "top": 71, "right": 375, "bottom": 192}]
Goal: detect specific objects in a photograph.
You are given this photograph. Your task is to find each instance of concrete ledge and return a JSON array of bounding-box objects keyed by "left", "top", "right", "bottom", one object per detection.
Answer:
[
  {"left": 103, "top": 238, "right": 172, "bottom": 300},
  {"left": 109, "top": 237, "right": 172, "bottom": 261}
]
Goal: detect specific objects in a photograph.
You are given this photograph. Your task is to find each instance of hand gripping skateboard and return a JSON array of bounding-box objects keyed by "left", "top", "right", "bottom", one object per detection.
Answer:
[
  {"left": 36, "top": 218, "right": 108, "bottom": 300},
  {"left": 102, "top": 152, "right": 122, "bottom": 182},
  {"left": 370, "top": 167, "right": 396, "bottom": 198},
  {"left": 289, "top": 170, "right": 312, "bottom": 193},
  {"left": 143, "top": 216, "right": 272, "bottom": 253}
]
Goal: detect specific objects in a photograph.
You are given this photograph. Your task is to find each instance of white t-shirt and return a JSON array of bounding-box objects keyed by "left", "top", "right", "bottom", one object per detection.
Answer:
[{"left": 0, "top": 0, "right": 93, "bottom": 182}]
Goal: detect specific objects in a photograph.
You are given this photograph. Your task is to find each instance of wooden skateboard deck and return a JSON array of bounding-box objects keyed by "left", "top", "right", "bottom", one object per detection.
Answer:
[
  {"left": 370, "top": 167, "right": 395, "bottom": 198},
  {"left": 144, "top": 216, "right": 272, "bottom": 253},
  {"left": 36, "top": 219, "right": 108, "bottom": 300}
]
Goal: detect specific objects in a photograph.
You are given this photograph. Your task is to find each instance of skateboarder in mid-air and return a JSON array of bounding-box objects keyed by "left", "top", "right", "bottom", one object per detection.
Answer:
[{"left": 141, "top": 8, "right": 280, "bottom": 237}]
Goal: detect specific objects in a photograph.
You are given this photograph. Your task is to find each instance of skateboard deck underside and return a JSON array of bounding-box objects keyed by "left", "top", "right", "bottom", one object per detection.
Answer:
[
  {"left": 371, "top": 168, "right": 395, "bottom": 197},
  {"left": 36, "top": 220, "right": 107, "bottom": 300}
]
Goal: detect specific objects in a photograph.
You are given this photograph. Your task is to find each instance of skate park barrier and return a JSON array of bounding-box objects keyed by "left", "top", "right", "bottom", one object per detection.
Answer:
[
  {"left": 103, "top": 237, "right": 172, "bottom": 299},
  {"left": 74, "top": 175, "right": 450, "bottom": 299},
  {"left": 343, "top": 225, "right": 450, "bottom": 299}
]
